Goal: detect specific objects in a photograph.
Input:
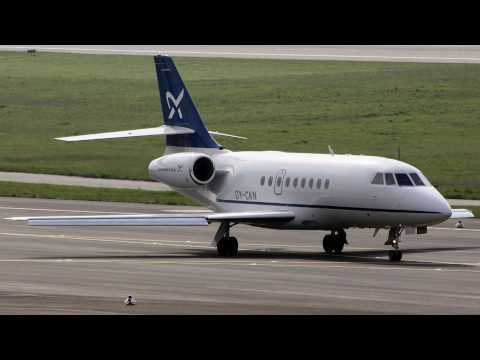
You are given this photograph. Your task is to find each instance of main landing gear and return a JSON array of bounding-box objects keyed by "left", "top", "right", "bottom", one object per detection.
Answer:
[
  {"left": 385, "top": 226, "right": 403, "bottom": 262},
  {"left": 214, "top": 222, "right": 239, "bottom": 257},
  {"left": 323, "top": 229, "right": 347, "bottom": 255}
]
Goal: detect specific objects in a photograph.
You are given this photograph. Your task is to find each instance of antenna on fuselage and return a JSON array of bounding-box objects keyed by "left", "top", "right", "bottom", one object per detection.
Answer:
[{"left": 328, "top": 145, "right": 335, "bottom": 156}]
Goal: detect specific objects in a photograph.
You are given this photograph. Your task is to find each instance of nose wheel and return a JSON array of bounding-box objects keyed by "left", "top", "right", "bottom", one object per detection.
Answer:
[
  {"left": 323, "top": 230, "right": 347, "bottom": 255},
  {"left": 385, "top": 226, "right": 404, "bottom": 262},
  {"left": 388, "top": 250, "right": 403, "bottom": 262}
]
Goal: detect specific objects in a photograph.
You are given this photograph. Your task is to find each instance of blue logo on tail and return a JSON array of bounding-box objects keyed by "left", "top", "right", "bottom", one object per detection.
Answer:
[{"left": 154, "top": 55, "right": 220, "bottom": 149}]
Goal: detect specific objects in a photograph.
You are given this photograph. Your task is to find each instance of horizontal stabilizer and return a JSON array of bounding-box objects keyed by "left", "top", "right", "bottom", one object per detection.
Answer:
[
  {"left": 6, "top": 211, "right": 295, "bottom": 227},
  {"left": 56, "top": 125, "right": 195, "bottom": 142},
  {"left": 450, "top": 209, "right": 475, "bottom": 219},
  {"left": 208, "top": 131, "right": 248, "bottom": 140}
]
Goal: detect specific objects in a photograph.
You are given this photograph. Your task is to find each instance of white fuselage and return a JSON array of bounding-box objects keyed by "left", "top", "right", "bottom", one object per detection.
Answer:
[{"left": 151, "top": 150, "right": 452, "bottom": 231}]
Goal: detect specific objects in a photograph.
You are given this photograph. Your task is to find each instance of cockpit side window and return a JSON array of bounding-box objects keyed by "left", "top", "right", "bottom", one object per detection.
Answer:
[
  {"left": 395, "top": 173, "right": 414, "bottom": 187},
  {"left": 371, "top": 173, "right": 384, "bottom": 185},
  {"left": 385, "top": 173, "right": 396, "bottom": 186},
  {"left": 409, "top": 173, "right": 425, "bottom": 186}
]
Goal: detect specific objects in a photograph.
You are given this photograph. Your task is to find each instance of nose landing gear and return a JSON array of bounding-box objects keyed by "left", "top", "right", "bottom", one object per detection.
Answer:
[
  {"left": 323, "top": 229, "right": 347, "bottom": 255},
  {"left": 386, "top": 226, "right": 404, "bottom": 262}
]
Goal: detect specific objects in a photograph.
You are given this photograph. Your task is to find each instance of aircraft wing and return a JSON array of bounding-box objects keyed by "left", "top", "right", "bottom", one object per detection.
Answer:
[
  {"left": 7, "top": 211, "right": 295, "bottom": 226},
  {"left": 450, "top": 209, "right": 475, "bottom": 219}
]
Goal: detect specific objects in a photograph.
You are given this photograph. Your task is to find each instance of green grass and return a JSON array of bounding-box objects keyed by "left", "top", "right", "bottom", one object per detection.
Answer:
[
  {"left": 0, "top": 181, "right": 198, "bottom": 206},
  {"left": 1, "top": 51, "right": 480, "bottom": 198}
]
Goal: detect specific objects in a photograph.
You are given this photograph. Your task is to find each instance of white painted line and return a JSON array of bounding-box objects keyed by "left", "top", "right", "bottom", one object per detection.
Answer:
[
  {"left": 0, "top": 231, "right": 212, "bottom": 250},
  {"left": 431, "top": 227, "right": 480, "bottom": 233},
  {"left": 2, "top": 46, "right": 480, "bottom": 62},
  {"left": 0, "top": 257, "right": 478, "bottom": 274},
  {"left": 0, "top": 206, "right": 140, "bottom": 215}
]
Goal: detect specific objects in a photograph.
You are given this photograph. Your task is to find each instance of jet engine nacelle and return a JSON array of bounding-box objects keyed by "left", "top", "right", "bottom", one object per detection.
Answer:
[{"left": 148, "top": 152, "right": 216, "bottom": 188}]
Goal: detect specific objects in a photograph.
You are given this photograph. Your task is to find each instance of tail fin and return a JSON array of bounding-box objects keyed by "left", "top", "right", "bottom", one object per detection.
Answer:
[{"left": 154, "top": 55, "right": 221, "bottom": 150}]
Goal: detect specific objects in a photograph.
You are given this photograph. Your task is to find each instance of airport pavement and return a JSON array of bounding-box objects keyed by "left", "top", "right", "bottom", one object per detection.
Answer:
[
  {"left": 2, "top": 45, "right": 480, "bottom": 63},
  {"left": 0, "top": 171, "right": 171, "bottom": 192},
  {"left": 0, "top": 196, "right": 478, "bottom": 314}
]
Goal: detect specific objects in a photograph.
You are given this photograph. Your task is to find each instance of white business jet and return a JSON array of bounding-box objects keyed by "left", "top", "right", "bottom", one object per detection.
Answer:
[{"left": 10, "top": 55, "right": 474, "bottom": 262}]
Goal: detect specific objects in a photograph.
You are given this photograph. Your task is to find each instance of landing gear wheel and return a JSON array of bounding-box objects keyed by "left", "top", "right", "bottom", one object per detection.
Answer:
[
  {"left": 323, "top": 235, "right": 334, "bottom": 254},
  {"left": 333, "top": 240, "right": 345, "bottom": 255},
  {"left": 324, "top": 231, "right": 346, "bottom": 255},
  {"left": 217, "top": 236, "right": 239, "bottom": 257},
  {"left": 388, "top": 250, "right": 403, "bottom": 262},
  {"left": 334, "top": 230, "right": 346, "bottom": 254}
]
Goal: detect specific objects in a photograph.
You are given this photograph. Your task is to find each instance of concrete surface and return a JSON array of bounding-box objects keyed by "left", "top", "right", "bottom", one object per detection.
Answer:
[
  {"left": 2, "top": 45, "right": 480, "bottom": 63},
  {"left": 0, "top": 197, "right": 479, "bottom": 314}
]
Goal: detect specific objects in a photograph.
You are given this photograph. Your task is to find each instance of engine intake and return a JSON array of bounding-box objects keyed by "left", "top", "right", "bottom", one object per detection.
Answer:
[
  {"left": 149, "top": 152, "right": 216, "bottom": 188},
  {"left": 191, "top": 156, "right": 215, "bottom": 185}
]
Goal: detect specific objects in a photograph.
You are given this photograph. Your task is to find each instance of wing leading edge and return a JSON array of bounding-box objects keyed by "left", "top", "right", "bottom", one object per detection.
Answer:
[{"left": 7, "top": 211, "right": 295, "bottom": 227}]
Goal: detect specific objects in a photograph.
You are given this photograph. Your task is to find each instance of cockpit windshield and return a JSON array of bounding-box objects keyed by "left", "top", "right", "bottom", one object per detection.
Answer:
[
  {"left": 371, "top": 172, "right": 430, "bottom": 187},
  {"left": 409, "top": 173, "right": 425, "bottom": 186},
  {"left": 395, "top": 174, "right": 413, "bottom": 187}
]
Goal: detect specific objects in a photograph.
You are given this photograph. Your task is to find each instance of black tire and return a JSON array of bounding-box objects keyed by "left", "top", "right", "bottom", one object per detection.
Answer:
[
  {"left": 217, "top": 236, "right": 239, "bottom": 257},
  {"left": 323, "top": 235, "right": 334, "bottom": 254},
  {"left": 333, "top": 239, "right": 345, "bottom": 255},
  {"left": 228, "top": 237, "right": 239, "bottom": 257},
  {"left": 388, "top": 250, "right": 403, "bottom": 262}
]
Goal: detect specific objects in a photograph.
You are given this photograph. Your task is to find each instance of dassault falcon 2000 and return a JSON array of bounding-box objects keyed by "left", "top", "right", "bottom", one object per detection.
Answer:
[{"left": 9, "top": 55, "right": 474, "bottom": 262}]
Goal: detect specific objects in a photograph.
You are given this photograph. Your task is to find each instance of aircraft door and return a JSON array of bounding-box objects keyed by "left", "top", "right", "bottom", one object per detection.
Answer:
[{"left": 274, "top": 169, "right": 286, "bottom": 196}]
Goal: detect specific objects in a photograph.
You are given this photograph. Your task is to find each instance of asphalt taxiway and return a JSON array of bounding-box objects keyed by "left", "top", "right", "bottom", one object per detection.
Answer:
[
  {"left": 0, "top": 197, "right": 479, "bottom": 314},
  {"left": 2, "top": 45, "right": 480, "bottom": 63}
]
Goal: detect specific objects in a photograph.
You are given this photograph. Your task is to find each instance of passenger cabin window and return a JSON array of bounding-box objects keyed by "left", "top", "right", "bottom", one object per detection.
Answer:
[
  {"left": 371, "top": 173, "right": 384, "bottom": 185},
  {"left": 268, "top": 176, "right": 273, "bottom": 187},
  {"left": 385, "top": 173, "right": 396, "bottom": 186},
  {"left": 395, "top": 173, "right": 413, "bottom": 187},
  {"left": 285, "top": 178, "right": 291, "bottom": 188},
  {"left": 260, "top": 176, "right": 266, "bottom": 186},
  {"left": 409, "top": 173, "right": 425, "bottom": 186},
  {"left": 309, "top": 179, "right": 314, "bottom": 189},
  {"left": 316, "top": 179, "right": 322, "bottom": 189},
  {"left": 276, "top": 177, "right": 282, "bottom": 187},
  {"left": 301, "top": 178, "right": 306, "bottom": 188},
  {"left": 325, "top": 179, "right": 330, "bottom": 189},
  {"left": 293, "top": 178, "right": 298, "bottom": 188}
]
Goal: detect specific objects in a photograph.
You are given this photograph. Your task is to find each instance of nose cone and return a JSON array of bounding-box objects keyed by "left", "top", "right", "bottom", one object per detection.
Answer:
[
  {"left": 430, "top": 189, "right": 452, "bottom": 222},
  {"left": 438, "top": 197, "right": 452, "bottom": 219}
]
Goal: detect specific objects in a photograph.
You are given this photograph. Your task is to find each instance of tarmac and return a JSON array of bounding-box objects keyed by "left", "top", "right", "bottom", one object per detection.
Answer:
[
  {"left": 2, "top": 45, "right": 480, "bottom": 63},
  {"left": 0, "top": 172, "right": 170, "bottom": 192},
  {"left": 0, "top": 197, "right": 479, "bottom": 314}
]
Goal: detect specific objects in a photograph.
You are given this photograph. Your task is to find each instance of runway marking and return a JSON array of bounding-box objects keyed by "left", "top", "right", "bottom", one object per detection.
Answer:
[
  {"left": 0, "top": 230, "right": 479, "bottom": 269},
  {"left": 431, "top": 227, "right": 480, "bottom": 233},
  {"left": 0, "top": 229, "right": 386, "bottom": 253},
  {"left": 2, "top": 46, "right": 480, "bottom": 63},
  {"left": 0, "top": 258, "right": 479, "bottom": 273},
  {"left": 0, "top": 206, "right": 140, "bottom": 215},
  {"left": 0, "top": 232, "right": 213, "bottom": 250}
]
